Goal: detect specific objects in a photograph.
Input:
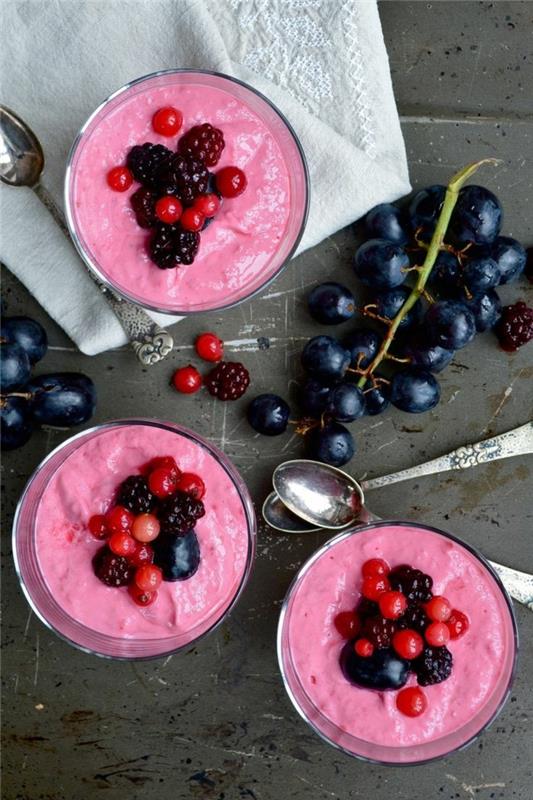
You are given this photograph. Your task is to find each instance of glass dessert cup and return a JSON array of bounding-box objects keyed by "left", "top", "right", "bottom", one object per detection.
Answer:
[
  {"left": 12, "top": 419, "right": 256, "bottom": 660},
  {"left": 277, "top": 521, "right": 518, "bottom": 765},
  {"left": 64, "top": 69, "right": 309, "bottom": 315}
]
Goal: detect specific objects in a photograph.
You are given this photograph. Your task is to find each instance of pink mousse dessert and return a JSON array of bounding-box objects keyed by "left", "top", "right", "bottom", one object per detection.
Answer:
[
  {"left": 278, "top": 521, "right": 517, "bottom": 764},
  {"left": 13, "top": 421, "right": 256, "bottom": 659},
  {"left": 65, "top": 70, "right": 308, "bottom": 314}
]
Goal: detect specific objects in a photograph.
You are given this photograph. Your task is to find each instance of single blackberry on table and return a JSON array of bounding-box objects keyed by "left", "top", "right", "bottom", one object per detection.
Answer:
[
  {"left": 155, "top": 153, "right": 209, "bottom": 205},
  {"left": 157, "top": 491, "right": 205, "bottom": 535},
  {"left": 150, "top": 224, "right": 200, "bottom": 269},
  {"left": 93, "top": 546, "right": 133, "bottom": 587},
  {"left": 414, "top": 645, "right": 453, "bottom": 686},
  {"left": 389, "top": 564, "right": 433, "bottom": 603},
  {"left": 205, "top": 362, "right": 250, "bottom": 401},
  {"left": 362, "top": 616, "right": 397, "bottom": 650},
  {"left": 130, "top": 188, "right": 157, "bottom": 228},
  {"left": 126, "top": 143, "right": 172, "bottom": 187},
  {"left": 495, "top": 301, "right": 533, "bottom": 352},
  {"left": 397, "top": 603, "right": 429, "bottom": 633},
  {"left": 178, "top": 123, "right": 225, "bottom": 167},
  {"left": 117, "top": 475, "right": 156, "bottom": 514}
]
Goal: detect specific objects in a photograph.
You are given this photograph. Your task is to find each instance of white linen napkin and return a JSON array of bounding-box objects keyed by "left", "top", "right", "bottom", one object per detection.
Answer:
[{"left": 0, "top": 0, "right": 410, "bottom": 355}]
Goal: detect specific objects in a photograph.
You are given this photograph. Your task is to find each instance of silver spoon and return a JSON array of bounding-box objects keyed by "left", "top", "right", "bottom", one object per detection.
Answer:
[{"left": 0, "top": 105, "right": 173, "bottom": 365}]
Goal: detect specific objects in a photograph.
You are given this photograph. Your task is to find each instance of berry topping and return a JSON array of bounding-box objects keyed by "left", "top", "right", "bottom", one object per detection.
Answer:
[
  {"left": 180, "top": 207, "right": 205, "bottom": 232},
  {"left": 126, "top": 143, "right": 172, "bottom": 187},
  {"left": 362, "top": 616, "right": 397, "bottom": 650},
  {"left": 362, "top": 558, "right": 390, "bottom": 578},
  {"left": 108, "top": 531, "right": 137, "bottom": 558},
  {"left": 447, "top": 609, "right": 470, "bottom": 640},
  {"left": 414, "top": 645, "right": 453, "bottom": 686},
  {"left": 152, "top": 529, "right": 201, "bottom": 581},
  {"left": 130, "top": 187, "right": 157, "bottom": 229},
  {"left": 128, "top": 584, "right": 158, "bottom": 606},
  {"left": 378, "top": 590, "right": 408, "bottom": 620},
  {"left": 178, "top": 123, "right": 225, "bottom": 167},
  {"left": 194, "top": 193, "right": 221, "bottom": 218},
  {"left": 148, "top": 467, "right": 178, "bottom": 499},
  {"left": 396, "top": 686, "right": 428, "bottom": 717},
  {"left": 129, "top": 542, "right": 154, "bottom": 568},
  {"left": 157, "top": 491, "right": 206, "bottom": 535},
  {"left": 88, "top": 514, "right": 108, "bottom": 539},
  {"left": 397, "top": 603, "right": 429, "bottom": 633},
  {"left": 392, "top": 628, "right": 424, "bottom": 660},
  {"left": 355, "top": 598, "right": 380, "bottom": 621},
  {"left": 134, "top": 564, "right": 163, "bottom": 592},
  {"left": 117, "top": 475, "right": 156, "bottom": 514},
  {"left": 354, "top": 638, "right": 374, "bottom": 657},
  {"left": 107, "top": 166, "right": 133, "bottom": 192},
  {"left": 195, "top": 332, "right": 224, "bottom": 362},
  {"left": 93, "top": 546, "right": 133, "bottom": 587},
  {"left": 143, "top": 456, "right": 180, "bottom": 480},
  {"left": 215, "top": 166, "right": 247, "bottom": 198},
  {"left": 388, "top": 565, "right": 433, "bottom": 603},
  {"left": 152, "top": 106, "right": 183, "bottom": 137},
  {"left": 205, "top": 361, "right": 250, "bottom": 401},
  {"left": 132, "top": 513, "right": 161, "bottom": 543},
  {"left": 340, "top": 642, "right": 409, "bottom": 691},
  {"left": 106, "top": 505, "right": 134, "bottom": 533},
  {"left": 150, "top": 224, "right": 200, "bottom": 268},
  {"left": 334, "top": 610, "right": 360, "bottom": 640},
  {"left": 496, "top": 301, "right": 533, "bottom": 351},
  {"left": 155, "top": 195, "right": 183, "bottom": 224},
  {"left": 425, "top": 595, "right": 452, "bottom": 622},
  {"left": 361, "top": 575, "right": 390, "bottom": 601},
  {"left": 172, "top": 365, "right": 202, "bottom": 394},
  {"left": 156, "top": 153, "right": 209, "bottom": 205},
  {"left": 425, "top": 620, "right": 451, "bottom": 647},
  {"left": 175, "top": 472, "right": 206, "bottom": 500}
]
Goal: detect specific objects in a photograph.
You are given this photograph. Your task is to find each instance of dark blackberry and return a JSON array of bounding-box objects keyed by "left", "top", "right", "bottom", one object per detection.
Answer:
[
  {"left": 362, "top": 616, "right": 396, "bottom": 650},
  {"left": 496, "top": 301, "right": 533, "bottom": 352},
  {"left": 397, "top": 603, "right": 429, "bottom": 633},
  {"left": 93, "top": 546, "right": 133, "bottom": 587},
  {"left": 157, "top": 491, "right": 205, "bottom": 535},
  {"left": 414, "top": 645, "right": 453, "bottom": 686},
  {"left": 389, "top": 564, "right": 433, "bottom": 603},
  {"left": 178, "top": 123, "right": 225, "bottom": 167},
  {"left": 130, "top": 187, "right": 157, "bottom": 228},
  {"left": 155, "top": 153, "right": 208, "bottom": 205},
  {"left": 205, "top": 362, "right": 250, "bottom": 401},
  {"left": 150, "top": 224, "right": 200, "bottom": 269},
  {"left": 355, "top": 598, "right": 380, "bottom": 621},
  {"left": 126, "top": 143, "right": 172, "bottom": 187},
  {"left": 117, "top": 475, "right": 156, "bottom": 514}
]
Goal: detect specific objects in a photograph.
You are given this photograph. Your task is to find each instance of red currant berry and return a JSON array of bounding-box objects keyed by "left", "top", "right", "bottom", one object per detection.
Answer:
[
  {"left": 106, "top": 166, "right": 133, "bottom": 192},
  {"left": 135, "top": 564, "right": 163, "bottom": 592},
  {"left": 215, "top": 166, "right": 247, "bottom": 198},
  {"left": 194, "top": 193, "right": 221, "bottom": 218},
  {"left": 361, "top": 575, "right": 390, "bottom": 601},
  {"left": 180, "top": 207, "right": 205, "bottom": 232},
  {"left": 378, "top": 590, "right": 408, "bottom": 620},
  {"left": 362, "top": 558, "right": 390, "bottom": 579},
  {"left": 172, "top": 365, "right": 202, "bottom": 394},
  {"left": 108, "top": 531, "right": 137, "bottom": 558},
  {"left": 195, "top": 332, "right": 224, "bottom": 362},
  {"left": 106, "top": 505, "right": 134, "bottom": 533},
  {"left": 143, "top": 456, "right": 180, "bottom": 480},
  {"left": 334, "top": 611, "right": 360, "bottom": 640},
  {"left": 88, "top": 514, "right": 108, "bottom": 539},
  {"left": 155, "top": 195, "right": 183, "bottom": 224},
  {"left": 425, "top": 621, "right": 450, "bottom": 647},
  {"left": 425, "top": 595, "right": 452, "bottom": 623},
  {"left": 354, "top": 638, "right": 374, "bottom": 657},
  {"left": 152, "top": 106, "right": 183, "bottom": 137},
  {"left": 129, "top": 542, "right": 154, "bottom": 568},
  {"left": 447, "top": 609, "right": 470, "bottom": 640},
  {"left": 148, "top": 467, "right": 178, "bottom": 499},
  {"left": 128, "top": 583, "right": 158, "bottom": 606},
  {"left": 396, "top": 687, "right": 428, "bottom": 718},
  {"left": 392, "top": 629, "right": 424, "bottom": 660},
  {"left": 175, "top": 472, "right": 206, "bottom": 500},
  {"left": 132, "top": 513, "right": 160, "bottom": 543}
]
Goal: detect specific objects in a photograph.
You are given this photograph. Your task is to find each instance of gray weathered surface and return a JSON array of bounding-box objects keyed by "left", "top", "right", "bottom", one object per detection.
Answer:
[{"left": 2, "top": 2, "right": 533, "bottom": 798}]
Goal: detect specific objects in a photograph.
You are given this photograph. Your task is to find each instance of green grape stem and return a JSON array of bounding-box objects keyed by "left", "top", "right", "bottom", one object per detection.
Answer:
[{"left": 356, "top": 158, "right": 501, "bottom": 389}]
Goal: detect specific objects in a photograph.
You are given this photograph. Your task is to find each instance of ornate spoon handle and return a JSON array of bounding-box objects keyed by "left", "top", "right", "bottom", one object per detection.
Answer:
[
  {"left": 362, "top": 422, "right": 533, "bottom": 492},
  {"left": 33, "top": 182, "right": 174, "bottom": 365},
  {"left": 488, "top": 561, "right": 533, "bottom": 610}
]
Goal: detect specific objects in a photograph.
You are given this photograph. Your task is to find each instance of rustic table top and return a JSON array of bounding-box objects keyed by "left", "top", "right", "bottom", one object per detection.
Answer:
[{"left": 2, "top": 2, "right": 532, "bottom": 799}]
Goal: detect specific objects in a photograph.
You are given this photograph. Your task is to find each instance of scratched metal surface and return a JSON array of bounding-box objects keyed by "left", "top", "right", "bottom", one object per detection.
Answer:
[{"left": 2, "top": 2, "right": 533, "bottom": 799}]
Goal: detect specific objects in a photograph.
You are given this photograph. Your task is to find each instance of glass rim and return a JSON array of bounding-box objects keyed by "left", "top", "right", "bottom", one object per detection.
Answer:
[
  {"left": 277, "top": 519, "right": 519, "bottom": 766},
  {"left": 12, "top": 418, "right": 257, "bottom": 661},
  {"left": 63, "top": 67, "right": 310, "bottom": 316}
]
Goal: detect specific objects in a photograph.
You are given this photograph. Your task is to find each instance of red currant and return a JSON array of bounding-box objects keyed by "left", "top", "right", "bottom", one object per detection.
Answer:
[
  {"left": 362, "top": 558, "right": 389, "bottom": 579},
  {"left": 172, "top": 365, "right": 202, "bottom": 394},
  {"left": 334, "top": 611, "right": 360, "bottom": 640},
  {"left": 425, "top": 621, "right": 450, "bottom": 647},
  {"left": 180, "top": 207, "right": 205, "bottom": 232},
  {"left": 106, "top": 166, "right": 133, "bottom": 192},
  {"left": 195, "top": 332, "right": 224, "bottom": 362},
  {"left": 396, "top": 687, "right": 427, "bottom": 718},
  {"left": 88, "top": 514, "right": 108, "bottom": 539},
  {"left": 361, "top": 575, "right": 390, "bottom": 601},
  {"left": 215, "top": 166, "right": 247, "bottom": 198},
  {"left": 392, "top": 629, "right": 424, "bottom": 660},
  {"left": 425, "top": 595, "right": 452, "bottom": 622},
  {"left": 155, "top": 195, "right": 183, "bottom": 224},
  {"left": 135, "top": 564, "right": 163, "bottom": 592},
  {"left": 175, "top": 472, "right": 206, "bottom": 500},
  {"left": 128, "top": 583, "right": 158, "bottom": 607},
  {"left": 194, "top": 193, "right": 221, "bottom": 218},
  {"left": 129, "top": 542, "right": 154, "bottom": 568},
  {"left": 108, "top": 531, "right": 137, "bottom": 558},
  {"left": 148, "top": 467, "right": 178, "bottom": 499},
  {"left": 378, "top": 590, "right": 407, "bottom": 620},
  {"left": 354, "top": 638, "right": 374, "bottom": 657},
  {"left": 132, "top": 513, "right": 160, "bottom": 542},
  {"left": 143, "top": 456, "right": 180, "bottom": 480},
  {"left": 106, "top": 505, "right": 134, "bottom": 533},
  {"left": 447, "top": 609, "right": 469, "bottom": 640},
  {"left": 152, "top": 106, "right": 183, "bottom": 137}
]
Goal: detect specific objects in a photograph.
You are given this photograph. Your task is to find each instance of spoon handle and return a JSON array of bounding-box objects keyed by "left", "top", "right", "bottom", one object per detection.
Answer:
[
  {"left": 361, "top": 422, "right": 533, "bottom": 492},
  {"left": 488, "top": 561, "right": 533, "bottom": 610},
  {"left": 33, "top": 183, "right": 174, "bottom": 365}
]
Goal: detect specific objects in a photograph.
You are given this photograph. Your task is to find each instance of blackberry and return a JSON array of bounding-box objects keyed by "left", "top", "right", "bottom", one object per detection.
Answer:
[
  {"left": 130, "top": 187, "right": 157, "bottom": 228},
  {"left": 178, "top": 123, "right": 225, "bottom": 167},
  {"left": 397, "top": 603, "right": 429, "bottom": 633},
  {"left": 155, "top": 153, "right": 208, "bottom": 205},
  {"left": 150, "top": 224, "right": 200, "bottom": 269},
  {"left": 362, "top": 616, "right": 396, "bottom": 650},
  {"left": 93, "top": 546, "right": 133, "bottom": 587},
  {"left": 496, "top": 301, "right": 533, "bottom": 352},
  {"left": 205, "top": 362, "right": 250, "bottom": 401},
  {"left": 414, "top": 645, "right": 453, "bottom": 686},
  {"left": 389, "top": 564, "right": 433, "bottom": 603},
  {"left": 126, "top": 143, "right": 172, "bottom": 187},
  {"left": 117, "top": 475, "right": 156, "bottom": 514},
  {"left": 157, "top": 491, "right": 205, "bottom": 535}
]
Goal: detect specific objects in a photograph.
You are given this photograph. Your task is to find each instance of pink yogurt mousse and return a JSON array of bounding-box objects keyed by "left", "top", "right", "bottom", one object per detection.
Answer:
[
  {"left": 70, "top": 79, "right": 291, "bottom": 311},
  {"left": 35, "top": 425, "right": 250, "bottom": 641},
  {"left": 286, "top": 523, "right": 512, "bottom": 749}
]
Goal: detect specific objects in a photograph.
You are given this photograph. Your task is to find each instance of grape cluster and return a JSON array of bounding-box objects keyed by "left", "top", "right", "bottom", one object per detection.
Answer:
[{"left": 0, "top": 311, "right": 96, "bottom": 450}]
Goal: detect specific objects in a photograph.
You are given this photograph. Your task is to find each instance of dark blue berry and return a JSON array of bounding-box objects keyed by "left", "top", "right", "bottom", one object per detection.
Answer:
[
  {"left": 27, "top": 372, "right": 96, "bottom": 427},
  {"left": 364, "top": 203, "right": 408, "bottom": 244},
  {"left": 152, "top": 529, "right": 201, "bottom": 581},
  {"left": 371, "top": 286, "right": 423, "bottom": 330},
  {"left": 247, "top": 393, "right": 290, "bottom": 435},
  {"left": 0, "top": 342, "right": 31, "bottom": 391},
  {"left": 428, "top": 251, "right": 462, "bottom": 298},
  {"left": 306, "top": 422, "right": 355, "bottom": 466},
  {"left": 342, "top": 328, "right": 380, "bottom": 369},
  {"left": 301, "top": 336, "right": 350, "bottom": 383},
  {"left": 390, "top": 368, "right": 441, "bottom": 413},
  {"left": 476, "top": 236, "right": 526, "bottom": 284},
  {"left": 452, "top": 185, "right": 502, "bottom": 246},
  {"left": 408, "top": 185, "right": 446, "bottom": 241},
  {"left": 462, "top": 256, "right": 500, "bottom": 296},
  {"left": 326, "top": 383, "right": 365, "bottom": 422},
  {"left": 363, "top": 381, "right": 390, "bottom": 416},
  {"left": 353, "top": 239, "right": 409, "bottom": 290},
  {"left": 340, "top": 641, "right": 409, "bottom": 690},
  {"left": 1, "top": 316, "right": 48, "bottom": 364},
  {"left": 424, "top": 300, "right": 476, "bottom": 349},
  {"left": 300, "top": 378, "right": 332, "bottom": 416},
  {"left": 464, "top": 289, "right": 502, "bottom": 332},
  {"left": 307, "top": 282, "right": 356, "bottom": 325},
  {"left": 1, "top": 395, "right": 33, "bottom": 450},
  {"left": 403, "top": 341, "right": 455, "bottom": 373}
]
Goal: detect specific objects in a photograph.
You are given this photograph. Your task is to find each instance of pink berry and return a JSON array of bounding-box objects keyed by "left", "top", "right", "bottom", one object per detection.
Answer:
[
  {"left": 175, "top": 472, "right": 206, "bottom": 500},
  {"left": 107, "top": 166, "right": 133, "bottom": 192},
  {"left": 152, "top": 106, "right": 183, "bottom": 137},
  {"left": 128, "top": 583, "right": 158, "bottom": 606},
  {"left": 180, "top": 207, "right": 205, "bottom": 232},
  {"left": 108, "top": 531, "right": 137, "bottom": 558},
  {"left": 362, "top": 558, "right": 389, "bottom": 578},
  {"left": 396, "top": 687, "right": 427, "bottom": 717},
  {"left": 106, "top": 505, "right": 134, "bottom": 533},
  {"left": 155, "top": 195, "right": 182, "bottom": 224},
  {"left": 172, "top": 365, "right": 202, "bottom": 394},
  {"left": 447, "top": 609, "right": 470, "bottom": 640},
  {"left": 195, "top": 332, "right": 224, "bottom": 362},
  {"left": 425, "top": 621, "right": 451, "bottom": 647},
  {"left": 194, "top": 193, "right": 220, "bottom": 218},
  {"left": 215, "top": 166, "right": 247, "bottom": 198},
  {"left": 148, "top": 467, "right": 178, "bottom": 499},
  {"left": 132, "top": 513, "right": 160, "bottom": 542},
  {"left": 425, "top": 595, "right": 452, "bottom": 623},
  {"left": 135, "top": 564, "right": 163, "bottom": 592},
  {"left": 88, "top": 514, "right": 108, "bottom": 539},
  {"left": 354, "top": 638, "right": 374, "bottom": 657}
]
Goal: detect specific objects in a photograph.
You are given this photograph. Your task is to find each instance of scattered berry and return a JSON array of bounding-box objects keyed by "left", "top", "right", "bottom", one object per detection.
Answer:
[
  {"left": 194, "top": 193, "right": 221, "bottom": 218},
  {"left": 334, "top": 611, "right": 360, "bottom": 639},
  {"left": 175, "top": 472, "right": 206, "bottom": 500},
  {"left": 414, "top": 645, "right": 453, "bottom": 686},
  {"left": 195, "top": 332, "right": 224, "bottom": 362},
  {"left": 132, "top": 513, "right": 161, "bottom": 542},
  {"left": 392, "top": 628, "right": 424, "bottom": 660},
  {"left": 107, "top": 166, "right": 133, "bottom": 192},
  {"left": 117, "top": 475, "right": 156, "bottom": 514},
  {"left": 157, "top": 491, "right": 206, "bottom": 535},
  {"left": 216, "top": 166, "right": 247, "bottom": 198},
  {"left": 205, "top": 361, "right": 250, "bottom": 400},
  {"left": 105, "top": 505, "right": 134, "bottom": 533},
  {"left": 172, "top": 365, "right": 202, "bottom": 394},
  {"left": 378, "top": 590, "right": 408, "bottom": 620},
  {"left": 93, "top": 547, "right": 133, "bottom": 587},
  {"left": 425, "top": 595, "right": 452, "bottom": 622},
  {"left": 354, "top": 638, "right": 374, "bottom": 657},
  {"left": 361, "top": 575, "right": 390, "bottom": 601},
  {"left": 180, "top": 207, "right": 205, "bottom": 232},
  {"left": 362, "top": 558, "right": 390, "bottom": 579},
  {"left": 155, "top": 195, "right": 183, "bottom": 224},
  {"left": 447, "top": 609, "right": 470, "bottom": 640},
  {"left": 129, "top": 542, "right": 154, "bottom": 568},
  {"left": 134, "top": 564, "right": 163, "bottom": 592},
  {"left": 88, "top": 514, "right": 108, "bottom": 539},
  {"left": 108, "top": 531, "right": 137, "bottom": 558},
  {"left": 148, "top": 467, "right": 178, "bottom": 499},
  {"left": 128, "top": 584, "right": 158, "bottom": 606},
  {"left": 496, "top": 301, "right": 533, "bottom": 352},
  {"left": 178, "top": 123, "right": 225, "bottom": 167},
  {"left": 152, "top": 106, "right": 183, "bottom": 137},
  {"left": 247, "top": 393, "right": 290, "bottom": 435},
  {"left": 425, "top": 621, "right": 451, "bottom": 647},
  {"left": 307, "top": 282, "right": 356, "bottom": 325},
  {"left": 396, "top": 686, "right": 427, "bottom": 717}
]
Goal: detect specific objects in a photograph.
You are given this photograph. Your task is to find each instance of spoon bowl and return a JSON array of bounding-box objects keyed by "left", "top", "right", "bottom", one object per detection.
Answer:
[
  {"left": 262, "top": 492, "right": 321, "bottom": 533},
  {"left": 0, "top": 105, "right": 44, "bottom": 187}
]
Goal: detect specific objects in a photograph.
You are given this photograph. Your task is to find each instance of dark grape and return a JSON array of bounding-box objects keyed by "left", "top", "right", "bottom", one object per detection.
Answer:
[
  {"left": 306, "top": 422, "right": 355, "bottom": 466},
  {"left": 363, "top": 381, "right": 390, "bottom": 416},
  {"left": 28, "top": 373, "right": 96, "bottom": 427},
  {"left": 407, "top": 185, "right": 446, "bottom": 241},
  {"left": 462, "top": 256, "right": 500, "bottom": 296},
  {"left": 301, "top": 336, "right": 350, "bottom": 383},
  {"left": 424, "top": 300, "right": 476, "bottom": 350},
  {"left": 390, "top": 369, "right": 441, "bottom": 413},
  {"left": 1, "top": 316, "right": 48, "bottom": 364},
  {"left": 364, "top": 203, "right": 408, "bottom": 245},
  {"left": 247, "top": 394, "right": 290, "bottom": 436},
  {"left": 403, "top": 341, "right": 455, "bottom": 373},
  {"left": 300, "top": 378, "right": 332, "bottom": 416},
  {"left": 326, "top": 383, "right": 365, "bottom": 422},
  {"left": 451, "top": 185, "right": 502, "bottom": 246},
  {"left": 353, "top": 240, "right": 409, "bottom": 290},
  {"left": 464, "top": 289, "right": 502, "bottom": 332},
  {"left": 307, "top": 282, "right": 356, "bottom": 325},
  {"left": 0, "top": 342, "right": 31, "bottom": 391},
  {"left": 342, "top": 328, "right": 380, "bottom": 369},
  {"left": 1, "top": 395, "right": 33, "bottom": 450},
  {"left": 371, "top": 287, "right": 423, "bottom": 331},
  {"left": 428, "top": 251, "right": 462, "bottom": 298},
  {"left": 475, "top": 236, "right": 526, "bottom": 284}
]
